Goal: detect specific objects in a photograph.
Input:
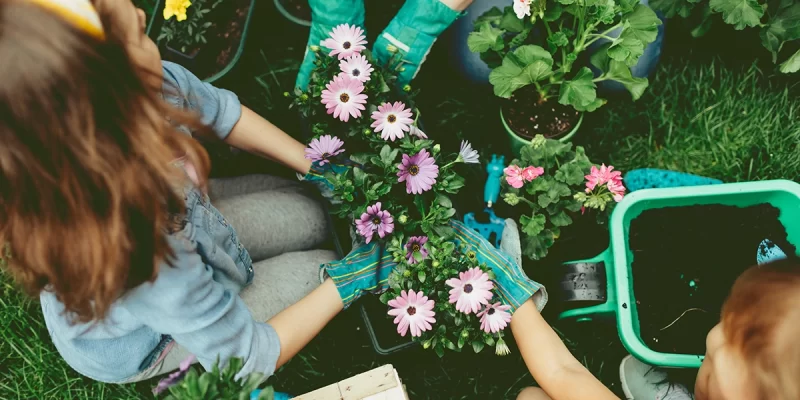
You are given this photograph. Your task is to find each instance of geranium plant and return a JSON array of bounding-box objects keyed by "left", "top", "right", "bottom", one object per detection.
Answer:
[
  {"left": 501, "top": 135, "right": 626, "bottom": 260},
  {"left": 292, "top": 24, "right": 515, "bottom": 356},
  {"left": 650, "top": 0, "right": 798, "bottom": 73},
  {"left": 158, "top": 0, "right": 222, "bottom": 54},
  {"left": 468, "top": 0, "right": 663, "bottom": 110},
  {"left": 154, "top": 356, "right": 274, "bottom": 400}
]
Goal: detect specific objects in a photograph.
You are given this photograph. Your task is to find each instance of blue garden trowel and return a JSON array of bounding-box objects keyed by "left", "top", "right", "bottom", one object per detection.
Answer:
[{"left": 464, "top": 154, "right": 506, "bottom": 248}]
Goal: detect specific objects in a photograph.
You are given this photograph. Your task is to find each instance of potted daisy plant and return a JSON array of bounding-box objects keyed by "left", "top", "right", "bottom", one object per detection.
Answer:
[{"left": 293, "top": 24, "right": 521, "bottom": 357}]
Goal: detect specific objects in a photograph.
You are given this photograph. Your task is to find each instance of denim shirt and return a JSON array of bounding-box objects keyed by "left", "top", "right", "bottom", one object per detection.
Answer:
[{"left": 39, "top": 61, "right": 282, "bottom": 383}]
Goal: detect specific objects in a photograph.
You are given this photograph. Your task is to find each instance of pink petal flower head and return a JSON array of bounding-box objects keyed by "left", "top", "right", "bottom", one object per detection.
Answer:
[
  {"left": 371, "top": 101, "right": 414, "bottom": 142},
  {"left": 514, "top": 0, "right": 532, "bottom": 19},
  {"left": 409, "top": 125, "right": 428, "bottom": 139},
  {"left": 153, "top": 355, "right": 196, "bottom": 395},
  {"left": 320, "top": 23, "right": 367, "bottom": 60},
  {"left": 458, "top": 141, "right": 480, "bottom": 164},
  {"left": 504, "top": 165, "right": 524, "bottom": 189},
  {"left": 320, "top": 74, "right": 368, "bottom": 122},
  {"left": 339, "top": 53, "right": 374, "bottom": 83},
  {"left": 445, "top": 267, "right": 494, "bottom": 314},
  {"left": 304, "top": 135, "right": 345, "bottom": 165},
  {"left": 387, "top": 289, "right": 436, "bottom": 337},
  {"left": 608, "top": 179, "right": 626, "bottom": 202},
  {"left": 584, "top": 164, "right": 622, "bottom": 193},
  {"left": 477, "top": 302, "right": 512, "bottom": 333},
  {"left": 397, "top": 149, "right": 439, "bottom": 194},
  {"left": 521, "top": 166, "right": 544, "bottom": 182},
  {"left": 355, "top": 202, "right": 394, "bottom": 244},
  {"left": 404, "top": 236, "right": 429, "bottom": 264}
]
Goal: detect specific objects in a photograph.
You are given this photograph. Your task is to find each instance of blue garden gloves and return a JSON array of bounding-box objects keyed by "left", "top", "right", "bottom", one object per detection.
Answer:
[
  {"left": 624, "top": 168, "right": 788, "bottom": 265},
  {"left": 296, "top": 0, "right": 365, "bottom": 90},
  {"left": 372, "top": 0, "right": 462, "bottom": 85},
  {"left": 451, "top": 219, "right": 548, "bottom": 312},
  {"left": 300, "top": 160, "right": 353, "bottom": 204},
  {"left": 322, "top": 243, "right": 396, "bottom": 309}
]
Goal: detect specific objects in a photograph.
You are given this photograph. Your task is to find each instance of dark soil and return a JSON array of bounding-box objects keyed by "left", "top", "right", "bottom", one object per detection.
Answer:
[
  {"left": 629, "top": 204, "right": 795, "bottom": 355},
  {"left": 503, "top": 88, "right": 580, "bottom": 140},
  {"left": 159, "top": 0, "right": 251, "bottom": 80}
]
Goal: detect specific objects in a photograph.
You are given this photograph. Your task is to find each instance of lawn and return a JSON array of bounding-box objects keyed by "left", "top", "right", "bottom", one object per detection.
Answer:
[{"left": 1, "top": 1, "right": 799, "bottom": 399}]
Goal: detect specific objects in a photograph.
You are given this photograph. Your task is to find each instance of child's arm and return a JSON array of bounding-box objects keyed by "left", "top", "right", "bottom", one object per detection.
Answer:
[{"left": 511, "top": 300, "right": 619, "bottom": 400}]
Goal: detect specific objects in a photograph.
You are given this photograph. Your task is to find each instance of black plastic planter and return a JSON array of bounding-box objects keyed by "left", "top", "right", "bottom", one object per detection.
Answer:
[{"left": 146, "top": 0, "right": 255, "bottom": 84}]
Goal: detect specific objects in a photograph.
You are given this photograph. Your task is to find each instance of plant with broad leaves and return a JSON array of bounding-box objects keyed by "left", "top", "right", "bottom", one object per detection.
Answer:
[
  {"left": 501, "top": 135, "right": 626, "bottom": 261},
  {"left": 468, "top": 0, "right": 662, "bottom": 110},
  {"left": 155, "top": 357, "right": 274, "bottom": 400},
  {"left": 650, "top": 0, "right": 799, "bottom": 73},
  {"left": 292, "top": 25, "right": 515, "bottom": 357},
  {"left": 158, "top": 0, "right": 222, "bottom": 54}
]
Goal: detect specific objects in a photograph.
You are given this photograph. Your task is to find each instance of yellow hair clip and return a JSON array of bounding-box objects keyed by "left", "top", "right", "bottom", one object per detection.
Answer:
[{"left": 28, "top": 0, "right": 105, "bottom": 40}]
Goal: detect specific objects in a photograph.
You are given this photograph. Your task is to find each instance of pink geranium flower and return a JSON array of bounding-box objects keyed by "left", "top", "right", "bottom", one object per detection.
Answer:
[
  {"left": 388, "top": 289, "right": 436, "bottom": 337},
  {"left": 304, "top": 135, "right": 344, "bottom": 165},
  {"left": 477, "top": 302, "right": 512, "bottom": 333},
  {"left": 521, "top": 166, "right": 544, "bottom": 182},
  {"left": 446, "top": 267, "right": 494, "bottom": 314},
  {"left": 585, "top": 164, "right": 626, "bottom": 202},
  {"left": 371, "top": 101, "right": 414, "bottom": 142},
  {"left": 320, "top": 23, "right": 367, "bottom": 60},
  {"left": 320, "top": 74, "right": 368, "bottom": 122},
  {"left": 405, "top": 236, "right": 429, "bottom": 264},
  {"left": 355, "top": 202, "right": 394, "bottom": 243},
  {"left": 397, "top": 149, "right": 439, "bottom": 194},
  {"left": 504, "top": 165, "right": 524, "bottom": 189},
  {"left": 339, "top": 54, "right": 373, "bottom": 83}
]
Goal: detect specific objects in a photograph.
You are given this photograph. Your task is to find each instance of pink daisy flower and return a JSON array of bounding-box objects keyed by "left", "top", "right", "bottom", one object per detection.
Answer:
[
  {"left": 504, "top": 165, "right": 524, "bottom": 189},
  {"left": 521, "top": 166, "right": 544, "bottom": 181},
  {"left": 405, "top": 236, "right": 429, "bottom": 264},
  {"left": 370, "top": 101, "right": 414, "bottom": 142},
  {"left": 320, "top": 23, "right": 367, "bottom": 60},
  {"left": 320, "top": 74, "right": 368, "bottom": 122},
  {"left": 355, "top": 202, "right": 394, "bottom": 244},
  {"left": 409, "top": 125, "right": 428, "bottom": 139},
  {"left": 388, "top": 289, "right": 436, "bottom": 337},
  {"left": 477, "top": 302, "right": 512, "bottom": 333},
  {"left": 397, "top": 149, "right": 439, "bottom": 194},
  {"left": 339, "top": 54, "right": 373, "bottom": 83},
  {"left": 446, "top": 267, "right": 494, "bottom": 314},
  {"left": 304, "top": 135, "right": 345, "bottom": 165}
]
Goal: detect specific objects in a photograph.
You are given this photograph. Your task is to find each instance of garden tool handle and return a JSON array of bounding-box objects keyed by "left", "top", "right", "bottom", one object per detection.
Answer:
[
  {"left": 557, "top": 249, "right": 617, "bottom": 323},
  {"left": 485, "top": 154, "right": 505, "bottom": 207}
]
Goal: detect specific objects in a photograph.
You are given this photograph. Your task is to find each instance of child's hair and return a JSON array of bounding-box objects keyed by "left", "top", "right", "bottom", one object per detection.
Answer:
[
  {"left": 721, "top": 258, "right": 800, "bottom": 400},
  {"left": 0, "top": 1, "right": 210, "bottom": 322}
]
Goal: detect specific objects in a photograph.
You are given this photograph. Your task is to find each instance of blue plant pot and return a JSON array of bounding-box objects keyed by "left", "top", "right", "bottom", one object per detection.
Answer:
[{"left": 448, "top": 0, "right": 666, "bottom": 88}]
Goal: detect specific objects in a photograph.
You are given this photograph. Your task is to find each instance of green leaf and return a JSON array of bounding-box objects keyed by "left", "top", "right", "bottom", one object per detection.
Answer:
[
  {"left": 618, "top": 0, "right": 639, "bottom": 14},
  {"left": 557, "top": 0, "right": 575, "bottom": 4},
  {"left": 760, "top": 3, "right": 800, "bottom": 62},
  {"left": 550, "top": 210, "right": 573, "bottom": 227},
  {"left": 558, "top": 67, "right": 599, "bottom": 110},
  {"left": 445, "top": 175, "right": 466, "bottom": 193},
  {"left": 350, "top": 153, "right": 370, "bottom": 165},
  {"left": 608, "top": 29, "right": 645, "bottom": 65},
  {"left": 594, "top": 0, "right": 617, "bottom": 24},
  {"left": 379, "top": 291, "right": 395, "bottom": 304},
  {"left": 489, "top": 45, "right": 554, "bottom": 98},
  {"left": 445, "top": 339, "right": 457, "bottom": 351},
  {"left": 433, "top": 225, "right": 456, "bottom": 238},
  {"left": 434, "top": 344, "right": 445, "bottom": 358},
  {"left": 418, "top": 270, "right": 427, "bottom": 283},
  {"left": 604, "top": 60, "right": 649, "bottom": 100},
  {"left": 555, "top": 162, "right": 586, "bottom": 185},
  {"left": 472, "top": 340, "right": 486, "bottom": 353},
  {"left": 458, "top": 334, "right": 467, "bottom": 349},
  {"left": 650, "top": 0, "right": 700, "bottom": 18},
  {"left": 709, "top": 0, "right": 765, "bottom": 30},
  {"left": 468, "top": 24, "right": 505, "bottom": 53},
  {"left": 780, "top": 48, "right": 800, "bottom": 73},
  {"left": 547, "top": 182, "right": 573, "bottom": 200},
  {"left": 474, "top": 6, "right": 503, "bottom": 28},
  {"left": 624, "top": 4, "right": 663, "bottom": 44},
  {"left": 544, "top": 2, "right": 564, "bottom": 20},
  {"left": 520, "top": 213, "right": 547, "bottom": 236},
  {"left": 547, "top": 32, "right": 570, "bottom": 50},
  {"left": 353, "top": 167, "right": 367, "bottom": 187},
  {"left": 436, "top": 193, "right": 453, "bottom": 208},
  {"left": 500, "top": 6, "right": 526, "bottom": 32},
  {"left": 521, "top": 229, "right": 556, "bottom": 260},
  {"left": 455, "top": 313, "right": 464, "bottom": 326}
]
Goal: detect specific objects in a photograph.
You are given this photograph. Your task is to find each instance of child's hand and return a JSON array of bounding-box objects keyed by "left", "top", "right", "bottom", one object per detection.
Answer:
[
  {"left": 450, "top": 220, "right": 548, "bottom": 312},
  {"left": 321, "top": 243, "right": 395, "bottom": 309}
]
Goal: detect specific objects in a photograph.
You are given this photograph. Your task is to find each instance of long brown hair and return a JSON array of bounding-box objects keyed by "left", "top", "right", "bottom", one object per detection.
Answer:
[
  {"left": 722, "top": 259, "right": 800, "bottom": 400},
  {"left": 0, "top": 1, "right": 211, "bottom": 323}
]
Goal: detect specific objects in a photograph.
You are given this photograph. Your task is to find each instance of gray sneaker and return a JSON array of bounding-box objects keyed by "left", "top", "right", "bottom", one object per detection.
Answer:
[{"left": 619, "top": 355, "right": 693, "bottom": 400}]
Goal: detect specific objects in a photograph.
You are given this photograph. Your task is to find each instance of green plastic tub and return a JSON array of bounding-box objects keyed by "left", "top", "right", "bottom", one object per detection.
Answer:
[{"left": 557, "top": 180, "right": 800, "bottom": 368}]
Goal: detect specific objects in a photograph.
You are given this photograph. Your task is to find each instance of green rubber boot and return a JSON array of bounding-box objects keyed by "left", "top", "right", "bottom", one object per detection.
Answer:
[
  {"left": 295, "top": 0, "right": 365, "bottom": 90},
  {"left": 372, "top": 0, "right": 462, "bottom": 86}
]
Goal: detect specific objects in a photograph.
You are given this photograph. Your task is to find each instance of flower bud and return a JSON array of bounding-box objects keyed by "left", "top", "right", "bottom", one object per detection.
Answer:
[
  {"left": 466, "top": 251, "right": 477, "bottom": 260},
  {"left": 531, "top": 134, "right": 546, "bottom": 149},
  {"left": 403, "top": 84, "right": 412, "bottom": 92},
  {"left": 496, "top": 338, "right": 511, "bottom": 356},
  {"left": 387, "top": 44, "right": 398, "bottom": 53},
  {"left": 398, "top": 215, "right": 408, "bottom": 224},
  {"left": 423, "top": 340, "right": 431, "bottom": 349},
  {"left": 403, "top": 270, "right": 412, "bottom": 278},
  {"left": 282, "top": 91, "right": 290, "bottom": 98},
  {"left": 309, "top": 45, "right": 320, "bottom": 52},
  {"left": 503, "top": 193, "right": 521, "bottom": 206},
  {"left": 363, "top": 128, "right": 372, "bottom": 136},
  {"left": 461, "top": 330, "right": 469, "bottom": 338},
  {"left": 433, "top": 144, "right": 441, "bottom": 154},
  {"left": 300, "top": 94, "right": 309, "bottom": 102},
  {"left": 432, "top": 260, "right": 441, "bottom": 268}
]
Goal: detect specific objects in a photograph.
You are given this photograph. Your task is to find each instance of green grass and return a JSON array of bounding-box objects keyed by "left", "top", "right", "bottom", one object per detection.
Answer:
[{"left": 3, "top": 2, "right": 800, "bottom": 399}]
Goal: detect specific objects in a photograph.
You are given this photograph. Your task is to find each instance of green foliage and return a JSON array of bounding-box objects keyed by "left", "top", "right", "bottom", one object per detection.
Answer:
[
  {"left": 157, "top": 0, "right": 222, "bottom": 54},
  {"left": 470, "top": 0, "right": 662, "bottom": 111},
  {"left": 651, "top": 0, "right": 800, "bottom": 73},
  {"left": 161, "top": 358, "right": 273, "bottom": 400},
  {"left": 501, "top": 136, "right": 616, "bottom": 261}
]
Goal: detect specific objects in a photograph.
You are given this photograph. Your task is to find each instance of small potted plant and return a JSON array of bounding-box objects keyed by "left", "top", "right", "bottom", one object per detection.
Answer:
[
  {"left": 153, "top": 356, "right": 277, "bottom": 400},
  {"left": 501, "top": 134, "right": 626, "bottom": 261},
  {"left": 148, "top": 0, "right": 256, "bottom": 82},
  {"left": 468, "top": 0, "right": 662, "bottom": 154}
]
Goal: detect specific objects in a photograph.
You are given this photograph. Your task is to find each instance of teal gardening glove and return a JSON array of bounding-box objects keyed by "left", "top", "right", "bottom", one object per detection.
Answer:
[{"left": 323, "top": 243, "right": 396, "bottom": 309}]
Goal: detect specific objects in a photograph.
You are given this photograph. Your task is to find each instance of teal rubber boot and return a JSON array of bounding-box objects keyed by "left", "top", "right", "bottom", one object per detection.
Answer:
[
  {"left": 295, "top": 0, "right": 365, "bottom": 90},
  {"left": 372, "top": 0, "right": 462, "bottom": 86}
]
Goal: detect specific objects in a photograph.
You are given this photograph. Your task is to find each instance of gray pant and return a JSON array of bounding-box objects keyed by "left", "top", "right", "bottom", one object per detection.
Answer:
[{"left": 131, "top": 175, "right": 336, "bottom": 381}]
